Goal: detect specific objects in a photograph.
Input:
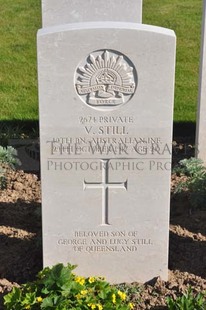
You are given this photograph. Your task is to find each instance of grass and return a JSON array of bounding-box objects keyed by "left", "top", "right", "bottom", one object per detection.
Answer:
[
  {"left": 0, "top": 0, "right": 41, "bottom": 121},
  {"left": 0, "top": 0, "right": 203, "bottom": 122},
  {"left": 143, "top": 0, "right": 202, "bottom": 122}
]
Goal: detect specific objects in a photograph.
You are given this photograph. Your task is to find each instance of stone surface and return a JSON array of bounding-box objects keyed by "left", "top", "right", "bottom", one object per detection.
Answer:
[
  {"left": 41, "top": 0, "right": 142, "bottom": 27},
  {"left": 38, "top": 22, "right": 176, "bottom": 283},
  {"left": 196, "top": 0, "right": 206, "bottom": 164}
]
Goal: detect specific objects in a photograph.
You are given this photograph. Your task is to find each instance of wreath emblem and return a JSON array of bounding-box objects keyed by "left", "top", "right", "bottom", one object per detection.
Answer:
[{"left": 75, "top": 50, "right": 137, "bottom": 110}]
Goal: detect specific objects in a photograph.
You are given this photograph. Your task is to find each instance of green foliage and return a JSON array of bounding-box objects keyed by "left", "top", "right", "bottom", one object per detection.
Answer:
[
  {"left": 173, "top": 158, "right": 206, "bottom": 208},
  {"left": 0, "top": 146, "right": 21, "bottom": 169},
  {"left": 4, "top": 263, "right": 136, "bottom": 310},
  {"left": 115, "top": 283, "right": 140, "bottom": 307},
  {"left": 173, "top": 158, "right": 206, "bottom": 177},
  {"left": 166, "top": 288, "right": 206, "bottom": 310},
  {"left": 0, "top": 145, "right": 21, "bottom": 189}
]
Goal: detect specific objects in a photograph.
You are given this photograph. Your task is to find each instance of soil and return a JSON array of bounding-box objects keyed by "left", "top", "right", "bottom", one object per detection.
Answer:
[{"left": 0, "top": 140, "right": 206, "bottom": 309}]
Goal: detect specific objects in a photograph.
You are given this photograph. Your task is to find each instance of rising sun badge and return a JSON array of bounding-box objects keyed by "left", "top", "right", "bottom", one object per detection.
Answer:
[{"left": 75, "top": 50, "right": 137, "bottom": 110}]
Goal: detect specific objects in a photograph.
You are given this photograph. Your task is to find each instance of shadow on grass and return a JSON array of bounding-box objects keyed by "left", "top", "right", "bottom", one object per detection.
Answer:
[
  {"left": 173, "top": 121, "right": 196, "bottom": 141},
  {"left": 0, "top": 120, "right": 196, "bottom": 142},
  {"left": 0, "top": 120, "right": 39, "bottom": 146}
]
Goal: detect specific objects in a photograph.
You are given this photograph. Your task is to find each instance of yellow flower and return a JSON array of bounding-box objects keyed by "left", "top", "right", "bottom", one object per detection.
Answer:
[
  {"left": 117, "top": 290, "right": 127, "bottom": 301},
  {"left": 112, "top": 293, "right": 116, "bottom": 304},
  {"left": 75, "top": 276, "right": 85, "bottom": 285},
  {"left": 97, "top": 304, "right": 103, "bottom": 310},
  {"left": 25, "top": 306, "right": 30, "bottom": 310},
  {"left": 129, "top": 302, "right": 134, "bottom": 309},
  {"left": 36, "top": 296, "right": 43, "bottom": 303},
  {"left": 76, "top": 293, "right": 82, "bottom": 299},
  {"left": 88, "top": 304, "right": 96, "bottom": 309},
  {"left": 89, "top": 276, "right": 96, "bottom": 283},
  {"left": 80, "top": 289, "right": 88, "bottom": 296}
]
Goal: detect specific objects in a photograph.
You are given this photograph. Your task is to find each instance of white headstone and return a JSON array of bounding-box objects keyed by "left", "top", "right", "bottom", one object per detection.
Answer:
[
  {"left": 196, "top": 0, "right": 206, "bottom": 163},
  {"left": 41, "top": 0, "right": 143, "bottom": 27},
  {"left": 38, "top": 22, "right": 176, "bottom": 283}
]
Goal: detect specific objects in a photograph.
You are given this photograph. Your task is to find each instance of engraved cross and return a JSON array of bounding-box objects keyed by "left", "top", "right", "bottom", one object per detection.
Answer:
[{"left": 83, "top": 159, "right": 128, "bottom": 226}]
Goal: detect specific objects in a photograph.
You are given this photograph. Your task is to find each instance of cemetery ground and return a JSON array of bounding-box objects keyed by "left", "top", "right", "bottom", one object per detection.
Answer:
[
  {"left": 0, "top": 0, "right": 206, "bottom": 308},
  {"left": 0, "top": 138, "right": 206, "bottom": 309}
]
